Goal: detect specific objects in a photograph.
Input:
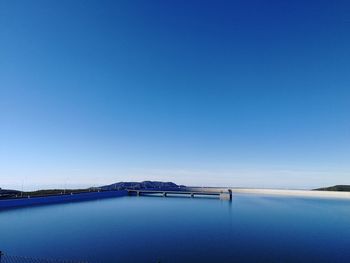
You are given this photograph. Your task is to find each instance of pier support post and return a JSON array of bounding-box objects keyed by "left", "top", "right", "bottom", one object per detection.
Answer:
[
  {"left": 220, "top": 190, "right": 232, "bottom": 201},
  {"left": 163, "top": 192, "right": 167, "bottom": 197},
  {"left": 190, "top": 193, "right": 194, "bottom": 198}
]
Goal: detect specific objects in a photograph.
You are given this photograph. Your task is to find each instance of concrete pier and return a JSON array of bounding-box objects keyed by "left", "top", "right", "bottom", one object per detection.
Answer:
[
  {"left": 127, "top": 189, "right": 232, "bottom": 200},
  {"left": 219, "top": 189, "right": 232, "bottom": 200}
]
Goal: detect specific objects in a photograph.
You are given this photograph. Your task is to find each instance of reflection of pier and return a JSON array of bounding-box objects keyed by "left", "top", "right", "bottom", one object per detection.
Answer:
[{"left": 126, "top": 189, "right": 232, "bottom": 200}]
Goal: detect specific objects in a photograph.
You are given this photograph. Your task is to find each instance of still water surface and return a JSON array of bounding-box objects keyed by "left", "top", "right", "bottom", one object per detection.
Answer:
[{"left": 1, "top": 194, "right": 350, "bottom": 263}]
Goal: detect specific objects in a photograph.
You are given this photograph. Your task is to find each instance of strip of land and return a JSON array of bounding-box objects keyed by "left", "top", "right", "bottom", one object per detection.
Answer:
[
  {"left": 187, "top": 187, "right": 350, "bottom": 199},
  {"left": 2, "top": 182, "right": 350, "bottom": 203},
  {"left": 233, "top": 188, "right": 350, "bottom": 199}
]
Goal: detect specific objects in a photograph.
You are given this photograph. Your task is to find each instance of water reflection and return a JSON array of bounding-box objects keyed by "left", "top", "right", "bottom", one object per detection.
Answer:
[{"left": 0, "top": 194, "right": 350, "bottom": 263}]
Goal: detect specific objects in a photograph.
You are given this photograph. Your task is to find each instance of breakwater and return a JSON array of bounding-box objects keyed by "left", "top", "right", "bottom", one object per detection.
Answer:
[{"left": 0, "top": 190, "right": 128, "bottom": 210}]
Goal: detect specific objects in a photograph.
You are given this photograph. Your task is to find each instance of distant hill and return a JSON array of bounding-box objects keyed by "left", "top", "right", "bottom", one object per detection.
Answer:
[
  {"left": 100, "top": 181, "right": 186, "bottom": 191},
  {"left": 314, "top": 185, "right": 350, "bottom": 192}
]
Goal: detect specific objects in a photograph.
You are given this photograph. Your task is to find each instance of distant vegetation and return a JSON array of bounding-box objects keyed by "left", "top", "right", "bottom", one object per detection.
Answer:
[
  {"left": 0, "top": 188, "right": 98, "bottom": 199},
  {"left": 25, "top": 189, "right": 96, "bottom": 197},
  {"left": 0, "top": 188, "right": 21, "bottom": 199},
  {"left": 314, "top": 185, "right": 350, "bottom": 192}
]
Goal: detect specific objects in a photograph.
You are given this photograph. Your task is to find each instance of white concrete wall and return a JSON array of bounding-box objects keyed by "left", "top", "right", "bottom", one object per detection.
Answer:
[
  {"left": 187, "top": 187, "right": 350, "bottom": 199},
  {"left": 230, "top": 188, "right": 350, "bottom": 199}
]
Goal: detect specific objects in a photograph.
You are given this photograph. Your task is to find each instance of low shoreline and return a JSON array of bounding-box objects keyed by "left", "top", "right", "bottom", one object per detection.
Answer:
[
  {"left": 187, "top": 187, "right": 350, "bottom": 199},
  {"left": 1, "top": 187, "right": 350, "bottom": 210},
  {"left": 232, "top": 188, "right": 350, "bottom": 199}
]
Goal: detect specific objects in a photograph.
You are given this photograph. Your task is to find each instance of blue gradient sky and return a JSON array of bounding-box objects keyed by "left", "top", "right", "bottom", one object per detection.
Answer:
[{"left": 1, "top": 0, "right": 349, "bottom": 190}]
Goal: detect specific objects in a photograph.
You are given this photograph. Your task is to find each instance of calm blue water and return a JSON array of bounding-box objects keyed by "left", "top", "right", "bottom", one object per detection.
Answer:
[{"left": 1, "top": 194, "right": 350, "bottom": 263}]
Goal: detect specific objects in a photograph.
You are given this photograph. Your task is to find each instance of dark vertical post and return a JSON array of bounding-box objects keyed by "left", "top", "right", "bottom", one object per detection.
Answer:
[{"left": 228, "top": 189, "right": 232, "bottom": 200}]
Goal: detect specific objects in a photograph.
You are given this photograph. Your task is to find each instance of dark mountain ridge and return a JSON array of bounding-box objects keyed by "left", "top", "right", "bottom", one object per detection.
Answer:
[{"left": 314, "top": 185, "right": 350, "bottom": 192}]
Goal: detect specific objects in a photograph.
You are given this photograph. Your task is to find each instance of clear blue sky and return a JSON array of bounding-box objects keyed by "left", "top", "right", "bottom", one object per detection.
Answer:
[{"left": 1, "top": 0, "right": 349, "bottom": 190}]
